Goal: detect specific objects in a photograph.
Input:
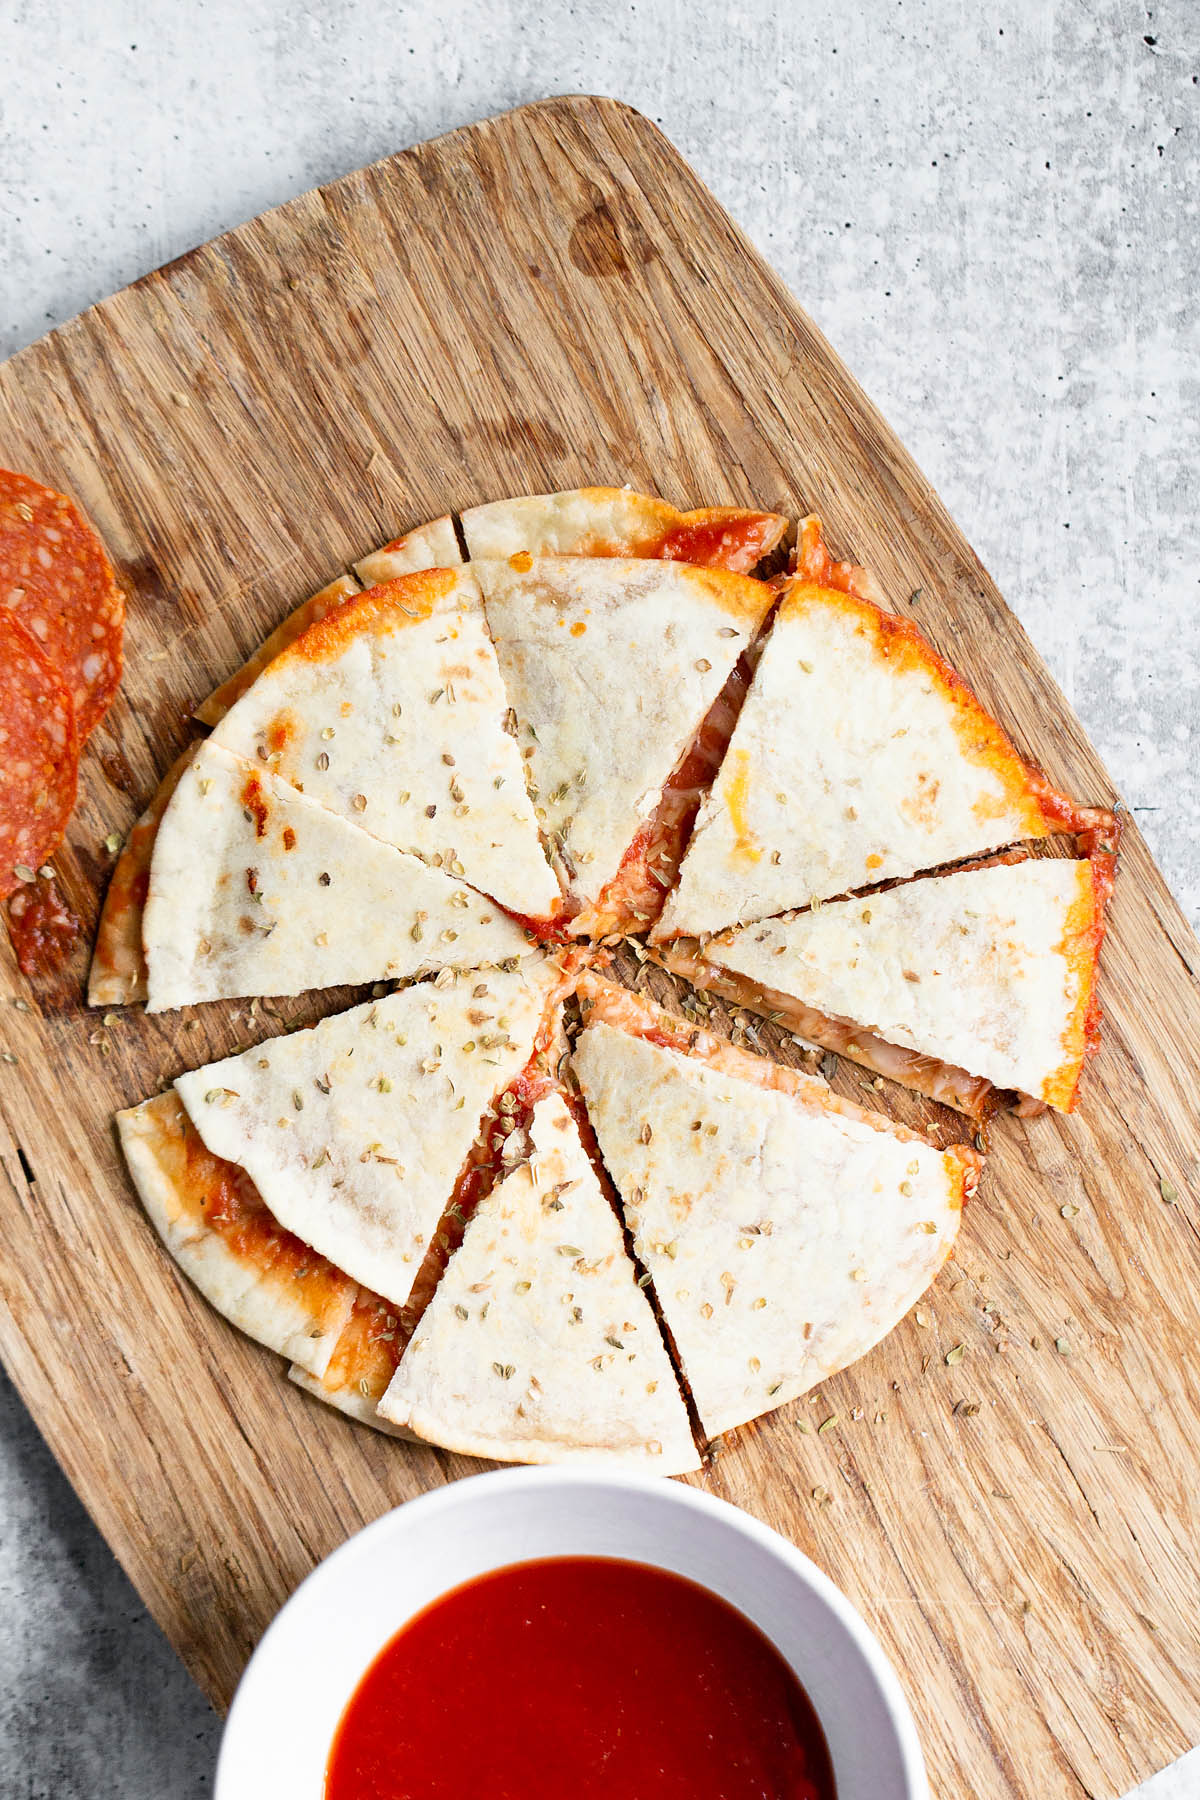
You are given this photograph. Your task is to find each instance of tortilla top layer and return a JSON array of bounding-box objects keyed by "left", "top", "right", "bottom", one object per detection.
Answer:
[
  {"left": 353, "top": 514, "right": 462, "bottom": 587},
  {"left": 142, "top": 740, "right": 532, "bottom": 1011},
  {"left": 460, "top": 486, "right": 786, "bottom": 572},
  {"left": 657, "top": 581, "right": 1087, "bottom": 938},
  {"left": 379, "top": 1091, "right": 698, "bottom": 1471},
  {"left": 707, "top": 855, "right": 1110, "bottom": 1111},
  {"left": 573, "top": 1018, "right": 967, "bottom": 1439},
  {"left": 209, "top": 567, "right": 561, "bottom": 919},
  {"left": 472, "top": 555, "right": 773, "bottom": 908}
]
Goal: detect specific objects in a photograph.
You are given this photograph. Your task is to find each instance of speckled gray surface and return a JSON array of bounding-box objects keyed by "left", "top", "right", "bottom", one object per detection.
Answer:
[{"left": 0, "top": 3, "right": 1196, "bottom": 1795}]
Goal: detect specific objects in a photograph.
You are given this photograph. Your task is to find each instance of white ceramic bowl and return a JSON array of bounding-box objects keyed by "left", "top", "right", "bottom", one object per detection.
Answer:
[{"left": 216, "top": 1467, "right": 927, "bottom": 1799}]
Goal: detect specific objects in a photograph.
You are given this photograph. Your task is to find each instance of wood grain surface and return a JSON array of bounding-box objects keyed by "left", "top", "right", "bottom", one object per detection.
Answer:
[{"left": 0, "top": 96, "right": 1196, "bottom": 1800}]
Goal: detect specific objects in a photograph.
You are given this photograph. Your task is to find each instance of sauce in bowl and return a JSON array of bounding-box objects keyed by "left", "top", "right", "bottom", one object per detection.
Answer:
[{"left": 326, "top": 1555, "right": 835, "bottom": 1799}]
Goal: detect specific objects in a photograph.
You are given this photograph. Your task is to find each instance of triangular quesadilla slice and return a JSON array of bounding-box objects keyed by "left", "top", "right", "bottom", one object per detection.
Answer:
[
  {"left": 141, "top": 740, "right": 531, "bottom": 1011},
  {"left": 667, "top": 850, "right": 1117, "bottom": 1117},
  {"left": 461, "top": 486, "right": 786, "bottom": 572},
  {"left": 656, "top": 578, "right": 1101, "bottom": 940},
  {"left": 103, "top": 530, "right": 470, "bottom": 1005},
  {"left": 174, "top": 956, "right": 564, "bottom": 1308},
  {"left": 471, "top": 556, "right": 774, "bottom": 929},
  {"left": 210, "top": 567, "right": 561, "bottom": 919},
  {"left": 117, "top": 1090, "right": 357, "bottom": 1378},
  {"left": 194, "top": 574, "right": 362, "bottom": 728},
  {"left": 377, "top": 1091, "right": 699, "bottom": 1471},
  {"left": 353, "top": 514, "right": 461, "bottom": 586},
  {"left": 572, "top": 975, "right": 978, "bottom": 1441},
  {"left": 88, "top": 745, "right": 195, "bottom": 1007}
]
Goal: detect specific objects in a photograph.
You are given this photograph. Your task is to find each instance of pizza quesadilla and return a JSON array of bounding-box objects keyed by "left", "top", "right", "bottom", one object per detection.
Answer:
[
  {"left": 141, "top": 739, "right": 531, "bottom": 1011},
  {"left": 471, "top": 556, "right": 774, "bottom": 930},
  {"left": 460, "top": 487, "right": 787, "bottom": 572},
  {"left": 572, "top": 975, "right": 977, "bottom": 1440},
  {"left": 656, "top": 578, "right": 1100, "bottom": 941},
  {"left": 209, "top": 568, "right": 561, "bottom": 920},
  {"left": 666, "top": 850, "right": 1116, "bottom": 1117},
  {"left": 174, "top": 956, "right": 563, "bottom": 1308},
  {"left": 377, "top": 1090, "right": 699, "bottom": 1471},
  {"left": 117, "top": 1090, "right": 357, "bottom": 1378},
  {"left": 98, "top": 487, "right": 1123, "bottom": 1476}
]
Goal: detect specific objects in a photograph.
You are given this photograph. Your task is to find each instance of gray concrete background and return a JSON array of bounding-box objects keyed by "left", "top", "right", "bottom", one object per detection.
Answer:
[{"left": 0, "top": 1, "right": 1196, "bottom": 1794}]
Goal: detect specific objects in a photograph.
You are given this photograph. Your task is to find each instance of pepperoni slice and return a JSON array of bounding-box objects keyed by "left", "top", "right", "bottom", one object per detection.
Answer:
[
  {"left": 0, "top": 614, "right": 79, "bottom": 900},
  {"left": 0, "top": 469, "right": 125, "bottom": 739}
]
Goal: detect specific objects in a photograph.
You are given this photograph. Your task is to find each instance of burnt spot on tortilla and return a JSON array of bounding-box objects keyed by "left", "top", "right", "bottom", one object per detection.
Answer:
[
  {"left": 240, "top": 775, "right": 270, "bottom": 839},
  {"left": 266, "top": 710, "right": 298, "bottom": 754}
]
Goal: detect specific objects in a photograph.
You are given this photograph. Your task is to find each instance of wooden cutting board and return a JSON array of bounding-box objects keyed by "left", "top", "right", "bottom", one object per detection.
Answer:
[{"left": 0, "top": 95, "right": 1196, "bottom": 1800}]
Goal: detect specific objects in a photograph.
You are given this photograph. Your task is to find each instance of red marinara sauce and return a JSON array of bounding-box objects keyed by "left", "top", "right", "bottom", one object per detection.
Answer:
[{"left": 325, "top": 1557, "right": 836, "bottom": 1800}]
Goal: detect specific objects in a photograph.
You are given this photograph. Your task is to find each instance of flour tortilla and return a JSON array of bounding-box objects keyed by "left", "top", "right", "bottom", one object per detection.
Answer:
[
  {"left": 707, "top": 856, "right": 1109, "bottom": 1112},
  {"left": 175, "top": 957, "right": 561, "bottom": 1308},
  {"left": 88, "top": 746, "right": 195, "bottom": 1007},
  {"left": 460, "top": 487, "right": 786, "bottom": 572},
  {"left": 379, "top": 1092, "right": 698, "bottom": 1471},
  {"left": 573, "top": 1017, "right": 971, "bottom": 1439},
  {"left": 117, "top": 1091, "right": 357, "bottom": 1378},
  {"left": 194, "top": 575, "right": 362, "bottom": 728},
  {"left": 471, "top": 556, "right": 773, "bottom": 907},
  {"left": 657, "top": 580, "right": 1087, "bottom": 939},
  {"left": 210, "top": 567, "right": 560, "bottom": 917},
  {"left": 354, "top": 514, "right": 461, "bottom": 586},
  {"left": 142, "top": 740, "right": 530, "bottom": 1011}
]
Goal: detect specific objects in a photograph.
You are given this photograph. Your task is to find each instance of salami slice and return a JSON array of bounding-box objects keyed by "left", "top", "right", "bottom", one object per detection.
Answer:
[
  {"left": 0, "top": 614, "right": 79, "bottom": 900},
  {"left": 0, "top": 469, "right": 125, "bottom": 738}
]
